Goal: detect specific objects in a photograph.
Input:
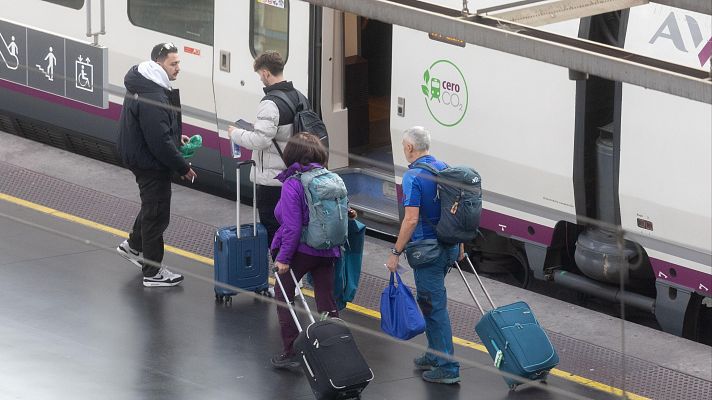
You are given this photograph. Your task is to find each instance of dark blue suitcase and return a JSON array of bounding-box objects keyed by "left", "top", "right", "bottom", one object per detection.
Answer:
[
  {"left": 455, "top": 256, "right": 559, "bottom": 390},
  {"left": 214, "top": 161, "right": 269, "bottom": 304}
]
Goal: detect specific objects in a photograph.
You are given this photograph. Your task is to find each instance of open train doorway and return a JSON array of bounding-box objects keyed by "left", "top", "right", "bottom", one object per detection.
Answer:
[
  {"left": 343, "top": 16, "right": 393, "bottom": 172},
  {"left": 337, "top": 14, "right": 399, "bottom": 234}
]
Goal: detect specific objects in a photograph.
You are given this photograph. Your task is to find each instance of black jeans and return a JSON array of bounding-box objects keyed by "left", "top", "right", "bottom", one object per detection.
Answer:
[
  {"left": 127, "top": 170, "right": 172, "bottom": 277},
  {"left": 256, "top": 184, "right": 281, "bottom": 246}
]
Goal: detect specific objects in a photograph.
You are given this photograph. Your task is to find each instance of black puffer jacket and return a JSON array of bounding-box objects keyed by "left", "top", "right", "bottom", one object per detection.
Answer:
[{"left": 117, "top": 66, "right": 189, "bottom": 176}]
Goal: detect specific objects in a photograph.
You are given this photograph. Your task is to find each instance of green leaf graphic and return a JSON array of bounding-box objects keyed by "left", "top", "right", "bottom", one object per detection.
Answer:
[
  {"left": 424, "top": 69, "right": 430, "bottom": 84},
  {"left": 421, "top": 85, "right": 429, "bottom": 96}
]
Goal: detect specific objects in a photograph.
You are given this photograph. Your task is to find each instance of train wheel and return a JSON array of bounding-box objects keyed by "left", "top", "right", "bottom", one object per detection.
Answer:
[{"left": 684, "top": 295, "right": 712, "bottom": 345}]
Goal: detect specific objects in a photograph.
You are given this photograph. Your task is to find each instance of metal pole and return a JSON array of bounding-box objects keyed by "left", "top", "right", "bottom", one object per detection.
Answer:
[
  {"left": 99, "top": 0, "right": 106, "bottom": 34},
  {"left": 85, "top": 0, "right": 92, "bottom": 38}
]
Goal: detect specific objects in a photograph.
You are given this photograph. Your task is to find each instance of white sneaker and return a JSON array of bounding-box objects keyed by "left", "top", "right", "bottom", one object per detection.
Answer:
[
  {"left": 117, "top": 240, "right": 142, "bottom": 268},
  {"left": 143, "top": 267, "right": 184, "bottom": 287}
]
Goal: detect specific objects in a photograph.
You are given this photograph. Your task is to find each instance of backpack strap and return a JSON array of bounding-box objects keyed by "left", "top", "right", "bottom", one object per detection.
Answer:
[
  {"left": 411, "top": 162, "right": 442, "bottom": 231},
  {"left": 412, "top": 162, "right": 439, "bottom": 176},
  {"left": 269, "top": 90, "right": 298, "bottom": 116},
  {"left": 266, "top": 89, "right": 309, "bottom": 158}
]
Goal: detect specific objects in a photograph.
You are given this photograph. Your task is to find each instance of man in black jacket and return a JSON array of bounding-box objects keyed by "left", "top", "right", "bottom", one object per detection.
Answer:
[{"left": 116, "top": 43, "right": 196, "bottom": 287}]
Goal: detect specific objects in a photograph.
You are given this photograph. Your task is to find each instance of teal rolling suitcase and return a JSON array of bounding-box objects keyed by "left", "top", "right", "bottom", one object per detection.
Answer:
[{"left": 455, "top": 255, "right": 559, "bottom": 390}]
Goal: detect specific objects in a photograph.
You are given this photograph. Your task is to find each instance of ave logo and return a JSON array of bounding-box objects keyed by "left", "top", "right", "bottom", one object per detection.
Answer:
[
  {"left": 649, "top": 11, "right": 712, "bottom": 67},
  {"left": 421, "top": 60, "right": 468, "bottom": 127}
]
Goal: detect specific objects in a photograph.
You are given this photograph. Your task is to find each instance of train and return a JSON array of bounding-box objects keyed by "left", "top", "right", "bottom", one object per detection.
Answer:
[{"left": 0, "top": 0, "right": 709, "bottom": 343}]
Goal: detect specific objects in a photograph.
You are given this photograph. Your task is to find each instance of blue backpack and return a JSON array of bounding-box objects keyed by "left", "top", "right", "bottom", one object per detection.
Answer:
[
  {"left": 414, "top": 162, "right": 482, "bottom": 245},
  {"left": 296, "top": 167, "right": 349, "bottom": 249}
]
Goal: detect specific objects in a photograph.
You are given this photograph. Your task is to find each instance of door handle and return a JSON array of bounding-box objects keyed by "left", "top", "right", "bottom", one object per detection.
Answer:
[{"left": 220, "top": 50, "right": 231, "bottom": 72}]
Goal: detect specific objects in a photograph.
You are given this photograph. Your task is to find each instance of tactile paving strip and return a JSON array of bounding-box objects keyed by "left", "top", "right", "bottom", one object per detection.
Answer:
[{"left": 1, "top": 161, "right": 710, "bottom": 400}]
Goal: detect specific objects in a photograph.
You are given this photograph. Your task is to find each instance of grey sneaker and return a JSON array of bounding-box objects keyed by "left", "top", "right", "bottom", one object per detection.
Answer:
[
  {"left": 143, "top": 267, "right": 184, "bottom": 287},
  {"left": 422, "top": 368, "right": 461, "bottom": 384},
  {"left": 117, "top": 240, "right": 142, "bottom": 268},
  {"left": 413, "top": 354, "right": 437, "bottom": 371}
]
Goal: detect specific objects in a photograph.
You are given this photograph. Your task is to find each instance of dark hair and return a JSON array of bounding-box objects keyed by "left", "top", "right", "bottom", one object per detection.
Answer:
[
  {"left": 253, "top": 51, "right": 284, "bottom": 75},
  {"left": 282, "top": 132, "right": 328, "bottom": 167},
  {"left": 151, "top": 42, "right": 178, "bottom": 62}
]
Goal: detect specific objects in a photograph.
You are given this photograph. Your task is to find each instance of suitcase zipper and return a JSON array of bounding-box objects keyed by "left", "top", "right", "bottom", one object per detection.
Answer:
[
  {"left": 329, "top": 379, "right": 347, "bottom": 390},
  {"left": 302, "top": 355, "right": 315, "bottom": 379}
]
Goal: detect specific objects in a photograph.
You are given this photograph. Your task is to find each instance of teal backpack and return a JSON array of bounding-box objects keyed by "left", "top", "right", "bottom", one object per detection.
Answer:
[{"left": 297, "top": 168, "right": 349, "bottom": 249}]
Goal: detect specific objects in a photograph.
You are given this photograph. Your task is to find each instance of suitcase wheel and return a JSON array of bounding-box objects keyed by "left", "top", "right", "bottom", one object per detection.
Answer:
[{"left": 215, "top": 294, "right": 233, "bottom": 305}]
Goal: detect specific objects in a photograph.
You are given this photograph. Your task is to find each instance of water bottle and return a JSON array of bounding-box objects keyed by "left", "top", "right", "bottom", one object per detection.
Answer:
[{"left": 231, "top": 142, "right": 241, "bottom": 159}]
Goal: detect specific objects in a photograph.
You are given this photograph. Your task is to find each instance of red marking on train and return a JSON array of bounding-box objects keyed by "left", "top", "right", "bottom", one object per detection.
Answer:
[{"left": 184, "top": 46, "right": 201, "bottom": 56}]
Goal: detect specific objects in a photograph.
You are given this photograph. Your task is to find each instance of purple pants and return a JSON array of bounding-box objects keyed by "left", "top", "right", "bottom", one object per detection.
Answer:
[{"left": 274, "top": 251, "right": 338, "bottom": 356}]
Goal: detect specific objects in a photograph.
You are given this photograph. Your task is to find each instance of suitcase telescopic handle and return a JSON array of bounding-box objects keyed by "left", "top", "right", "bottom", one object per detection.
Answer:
[
  {"left": 274, "top": 268, "right": 316, "bottom": 333},
  {"left": 235, "top": 160, "right": 257, "bottom": 238},
  {"left": 454, "top": 254, "right": 497, "bottom": 313}
]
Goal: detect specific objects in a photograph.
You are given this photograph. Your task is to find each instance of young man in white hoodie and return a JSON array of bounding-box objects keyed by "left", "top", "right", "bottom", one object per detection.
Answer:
[{"left": 116, "top": 43, "right": 196, "bottom": 287}]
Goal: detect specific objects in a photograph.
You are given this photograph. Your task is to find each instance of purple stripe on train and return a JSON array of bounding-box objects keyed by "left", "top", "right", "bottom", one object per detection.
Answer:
[
  {"left": 0, "top": 77, "right": 258, "bottom": 160},
  {"left": 395, "top": 184, "right": 555, "bottom": 246},
  {"left": 480, "top": 209, "right": 555, "bottom": 246},
  {"left": 0, "top": 77, "right": 122, "bottom": 120},
  {"left": 651, "top": 258, "right": 712, "bottom": 296}
]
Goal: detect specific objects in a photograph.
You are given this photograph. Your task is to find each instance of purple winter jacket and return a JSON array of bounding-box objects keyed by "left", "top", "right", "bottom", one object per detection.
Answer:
[{"left": 271, "top": 162, "right": 342, "bottom": 265}]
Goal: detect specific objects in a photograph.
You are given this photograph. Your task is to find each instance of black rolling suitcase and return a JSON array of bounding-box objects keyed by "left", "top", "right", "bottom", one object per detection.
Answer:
[
  {"left": 275, "top": 269, "right": 374, "bottom": 400},
  {"left": 213, "top": 160, "right": 269, "bottom": 304}
]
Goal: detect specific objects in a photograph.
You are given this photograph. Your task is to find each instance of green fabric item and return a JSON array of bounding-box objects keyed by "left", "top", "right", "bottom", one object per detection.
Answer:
[
  {"left": 180, "top": 135, "right": 203, "bottom": 159},
  {"left": 333, "top": 218, "right": 366, "bottom": 310}
]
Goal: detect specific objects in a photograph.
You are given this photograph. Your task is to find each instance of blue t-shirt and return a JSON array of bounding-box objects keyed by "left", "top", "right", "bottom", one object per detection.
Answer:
[{"left": 402, "top": 155, "right": 447, "bottom": 242}]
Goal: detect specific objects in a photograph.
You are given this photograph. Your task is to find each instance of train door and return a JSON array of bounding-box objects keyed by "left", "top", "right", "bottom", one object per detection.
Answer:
[
  {"left": 324, "top": 12, "right": 399, "bottom": 232},
  {"left": 213, "top": 0, "right": 311, "bottom": 189},
  {"left": 342, "top": 15, "right": 394, "bottom": 173}
]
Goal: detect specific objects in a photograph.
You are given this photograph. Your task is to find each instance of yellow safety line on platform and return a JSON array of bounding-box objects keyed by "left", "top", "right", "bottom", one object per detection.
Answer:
[{"left": 0, "top": 191, "right": 649, "bottom": 400}]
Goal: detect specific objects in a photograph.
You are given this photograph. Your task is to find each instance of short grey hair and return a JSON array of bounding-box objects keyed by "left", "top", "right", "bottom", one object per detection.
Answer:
[{"left": 402, "top": 126, "right": 431, "bottom": 152}]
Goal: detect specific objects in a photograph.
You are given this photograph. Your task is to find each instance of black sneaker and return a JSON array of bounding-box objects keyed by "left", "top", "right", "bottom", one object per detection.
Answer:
[{"left": 270, "top": 353, "right": 300, "bottom": 370}]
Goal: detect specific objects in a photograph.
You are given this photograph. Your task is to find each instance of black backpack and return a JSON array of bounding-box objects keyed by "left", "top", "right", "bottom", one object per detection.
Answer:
[
  {"left": 269, "top": 90, "right": 329, "bottom": 152},
  {"left": 414, "top": 162, "right": 482, "bottom": 245}
]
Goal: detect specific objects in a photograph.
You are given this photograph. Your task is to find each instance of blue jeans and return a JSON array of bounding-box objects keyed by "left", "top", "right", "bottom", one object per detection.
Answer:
[{"left": 412, "top": 244, "right": 459, "bottom": 375}]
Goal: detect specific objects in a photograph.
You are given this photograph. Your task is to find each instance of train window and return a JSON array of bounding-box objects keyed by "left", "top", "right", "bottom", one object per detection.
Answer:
[
  {"left": 42, "top": 0, "right": 84, "bottom": 9},
  {"left": 250, "top": 0, "right": 289, "bottom": 62},
  {"left": 128, "top": 0, "right": 214, "bottom": 46}
]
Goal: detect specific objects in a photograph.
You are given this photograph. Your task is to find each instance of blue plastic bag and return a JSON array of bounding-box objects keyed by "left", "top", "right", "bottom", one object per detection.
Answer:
[{"left": 380, "top": 272, "right": 425, "bottom": 340}]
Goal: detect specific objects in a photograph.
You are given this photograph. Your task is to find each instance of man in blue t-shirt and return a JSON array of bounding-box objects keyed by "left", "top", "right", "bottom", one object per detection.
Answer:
[{"left": 386, "top": 126, "right": 461, "bottom": 384}]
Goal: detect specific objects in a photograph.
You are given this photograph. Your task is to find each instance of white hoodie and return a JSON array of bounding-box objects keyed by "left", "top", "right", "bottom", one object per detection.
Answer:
[{"left": 137, "top": 61, "right": 171, "bottom": 90}]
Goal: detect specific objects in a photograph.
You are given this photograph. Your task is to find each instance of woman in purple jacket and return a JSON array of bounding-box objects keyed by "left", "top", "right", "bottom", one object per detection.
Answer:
[{"left": 270, "top": 132, "right": 341, "bottom": 370}]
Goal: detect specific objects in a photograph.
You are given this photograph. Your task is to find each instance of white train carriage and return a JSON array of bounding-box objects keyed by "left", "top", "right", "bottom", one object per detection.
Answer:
[{"left": 0, "top": 0, "right": 709, "bottom": 342}]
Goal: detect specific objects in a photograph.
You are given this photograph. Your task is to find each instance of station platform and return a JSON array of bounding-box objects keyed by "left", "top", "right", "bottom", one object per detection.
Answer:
[{"left": 1, "top": 131, "right": 710, "bottom": 399}]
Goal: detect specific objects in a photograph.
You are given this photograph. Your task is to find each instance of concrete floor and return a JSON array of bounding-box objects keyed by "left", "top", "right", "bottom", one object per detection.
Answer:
[
  {"left": 0, "top": 199, "right": 621, "bottom": 400},
  {"left": 0, "top": 130, "right": 709, "bottom": 382}
]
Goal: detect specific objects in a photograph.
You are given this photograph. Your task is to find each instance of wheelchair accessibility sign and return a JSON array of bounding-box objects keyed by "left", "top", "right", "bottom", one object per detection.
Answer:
[
  {"left": 0, "top": 18, "right": 107, "bottom": 109},
  {"left": 75, "top": 55, "right": 93, "bottom": 92}
]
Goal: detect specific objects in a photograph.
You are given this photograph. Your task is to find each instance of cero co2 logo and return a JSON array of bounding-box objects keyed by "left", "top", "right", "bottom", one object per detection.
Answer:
[{"left": 420, "top": 60, "right": 468, "bottom": 127}]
